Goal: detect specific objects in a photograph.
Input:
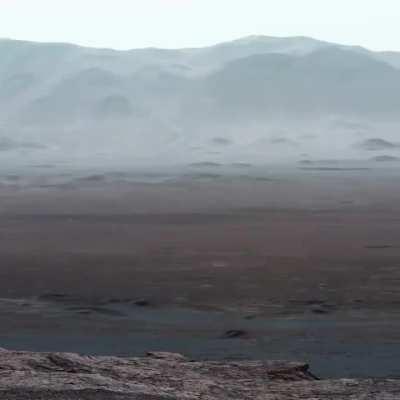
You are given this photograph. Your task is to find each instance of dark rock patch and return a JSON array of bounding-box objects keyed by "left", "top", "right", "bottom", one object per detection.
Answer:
[
  {"left": 221, "top": 330, "right": 249, "bottom": 339},
  {"left": 38, "top": 293, "right": 73, "bottom": 303},
  {"left": 231, "top": 163, "right": 252, "bottom": 168},
  {"left": 67, "top": 306, "right": 126, "bottom": 317},
  {"left": 211, "top": 137, "right": 233, "bottom": 146},
  {"left": 189, "top": 162, "right": 222, "bottom": 168},
  {"left": 357, "top": 138, "right": 400, "bottom": 151},
  {"left": 133, "top": 299, "right": 152, "bottom": 307},
  {"left": 371, "top": 155, "right": 400, "bottom": 162},
  {"left": 366, "top": 245, "right": 394, "bottom": 250}
]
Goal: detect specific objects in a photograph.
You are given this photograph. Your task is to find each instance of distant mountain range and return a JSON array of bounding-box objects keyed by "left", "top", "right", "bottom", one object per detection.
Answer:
[{"left": 1, "top": 36, "right": 400, "bottom": 164}]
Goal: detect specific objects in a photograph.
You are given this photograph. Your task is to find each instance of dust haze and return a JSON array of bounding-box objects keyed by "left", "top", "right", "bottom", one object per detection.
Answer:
[
  {"left": 1, "top": 35, "right": 400, "bottom": 169},
  {"left": 2, "top": 35, "right": 400, "bottom": 382}
]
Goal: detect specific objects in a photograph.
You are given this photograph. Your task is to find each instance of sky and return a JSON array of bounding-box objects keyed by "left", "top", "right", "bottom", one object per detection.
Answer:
[{"left": 0, "top": 0, "right": 400, "bottom": 51}]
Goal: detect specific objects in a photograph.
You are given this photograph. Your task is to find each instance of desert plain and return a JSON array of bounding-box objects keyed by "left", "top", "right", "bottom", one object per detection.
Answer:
[{"left": 1, "top": 162, "right": 400, "bottom": 379}]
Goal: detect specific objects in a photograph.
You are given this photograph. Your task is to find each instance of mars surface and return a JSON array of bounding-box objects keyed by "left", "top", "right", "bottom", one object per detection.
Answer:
[{"left": 1, "top": 162, "right": 400, "bottom": 378}]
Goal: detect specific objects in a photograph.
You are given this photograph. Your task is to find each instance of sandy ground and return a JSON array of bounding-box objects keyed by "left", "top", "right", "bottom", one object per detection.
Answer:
[{"left": 1, "top": 164, "right": 400, "bottom": 378}]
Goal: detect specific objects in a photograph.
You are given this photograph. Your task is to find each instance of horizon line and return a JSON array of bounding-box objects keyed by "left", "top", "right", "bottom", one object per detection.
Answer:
[{"left": 0, "top": 34, "right": 393, "bottom": 54}]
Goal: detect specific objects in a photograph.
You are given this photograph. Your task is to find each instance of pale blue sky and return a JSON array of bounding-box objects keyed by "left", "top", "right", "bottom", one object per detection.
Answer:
[{"left": 0, "top": 0, "right": 400, "bottom": 51}]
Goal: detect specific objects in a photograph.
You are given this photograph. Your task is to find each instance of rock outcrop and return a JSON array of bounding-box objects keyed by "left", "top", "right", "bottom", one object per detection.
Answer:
[{"left": 0, "top": 348, "right": 399, "bottom": 399}]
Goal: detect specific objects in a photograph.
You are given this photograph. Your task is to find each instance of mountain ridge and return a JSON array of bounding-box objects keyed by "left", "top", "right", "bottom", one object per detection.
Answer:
[
  {"left": 1, "top": 35, "right": 400, "bottom": 165},
  {"left": 0, "top": 34, "right": 394, "bottom": 54}
]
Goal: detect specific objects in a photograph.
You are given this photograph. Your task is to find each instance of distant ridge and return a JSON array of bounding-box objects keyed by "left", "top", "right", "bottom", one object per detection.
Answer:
[
  {"left": 0, "top": 34, "right": 396, "bottom": 54},
  {"left": 1, "top": 35, "right": 400, "bottom": 164}
]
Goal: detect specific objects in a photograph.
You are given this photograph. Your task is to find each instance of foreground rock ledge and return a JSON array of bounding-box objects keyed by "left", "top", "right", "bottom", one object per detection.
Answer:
[{"left": 0, "top": 348, "right": 399, "bottom": 399}]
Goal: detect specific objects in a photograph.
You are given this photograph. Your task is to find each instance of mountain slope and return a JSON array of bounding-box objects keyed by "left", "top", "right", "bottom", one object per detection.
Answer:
[
  {"left": 1, "top": 36, "right": 400, "bottom": 164},
  {"left": 198, "top": 48, "right": 400, "bottom": 117}
]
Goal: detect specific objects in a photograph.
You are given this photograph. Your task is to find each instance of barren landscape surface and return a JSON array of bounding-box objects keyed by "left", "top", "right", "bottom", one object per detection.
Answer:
[{"left": 1, "top": 165, "right": 400, "bottom": 378}]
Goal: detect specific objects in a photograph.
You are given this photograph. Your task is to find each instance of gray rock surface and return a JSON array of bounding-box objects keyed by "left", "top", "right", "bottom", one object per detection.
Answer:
[{"left": 0, "top": 348, "right": 399, "bottom": 399}]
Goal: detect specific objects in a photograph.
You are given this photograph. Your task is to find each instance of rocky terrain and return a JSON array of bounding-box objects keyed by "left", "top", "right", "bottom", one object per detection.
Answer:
[{"left": 1, "top": 348, "right": 400, "bottom": 399}]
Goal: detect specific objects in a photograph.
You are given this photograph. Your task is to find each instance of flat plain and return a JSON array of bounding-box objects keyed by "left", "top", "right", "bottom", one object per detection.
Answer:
[{"left": 1, "top": 163, "right": 400, "bottom": 378}]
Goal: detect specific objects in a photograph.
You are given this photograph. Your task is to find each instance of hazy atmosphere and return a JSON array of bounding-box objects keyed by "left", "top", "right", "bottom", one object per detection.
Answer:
[
  {"left": 2, "top": 2, "right": 400, "bottom": 399},
  {"left": 1, "top": 0, "right": 400, "bottom": 51},
  {"left": 1, "top": 0, "right": 400, "bottom": 167}
]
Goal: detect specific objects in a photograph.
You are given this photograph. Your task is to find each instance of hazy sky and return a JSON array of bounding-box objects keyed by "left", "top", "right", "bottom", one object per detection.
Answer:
[{"left": 1, "top": 0, "right": 400, "bottom": 51}]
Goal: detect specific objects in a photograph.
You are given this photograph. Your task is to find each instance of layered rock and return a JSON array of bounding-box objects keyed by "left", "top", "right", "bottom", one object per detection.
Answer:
[{"left": 0, "top": 348, "right": 399, "bottom": 399}]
